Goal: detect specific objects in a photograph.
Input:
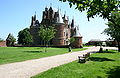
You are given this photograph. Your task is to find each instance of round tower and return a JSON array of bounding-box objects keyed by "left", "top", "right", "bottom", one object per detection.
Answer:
[
  {"left": 52, "top": 9, "right": 65, "bottom": 46},
  {"left": 72, "top": 26, "right": 83, "bottom": 48}
]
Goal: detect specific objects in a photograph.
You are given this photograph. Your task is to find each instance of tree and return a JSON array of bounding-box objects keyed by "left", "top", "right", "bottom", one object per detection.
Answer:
[
  {"left": 59, "top": 0, "right": 120, "bottom": 21},
  {"left": 103, "top": 12, "right": 120, "bottom": 52},
  {"left": 0, "top": 38, "right": 4, "bottom": 42},
  {"left": 68, "top": 37, "right": 75, "bottom": 52},
  {"left": 38, "top": 25, "right": 56, "bottom": 52},
  {"left": 18, "top": 28, "right": 33, "bottom": 45},
  {"left": 6, "top": 33, "right": 16, "bottom": 46}
]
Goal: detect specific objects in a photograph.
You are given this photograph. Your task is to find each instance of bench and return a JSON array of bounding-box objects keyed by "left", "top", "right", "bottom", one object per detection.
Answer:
[{"left": 78, "top": 53, "right": 90, "bottom": 63}]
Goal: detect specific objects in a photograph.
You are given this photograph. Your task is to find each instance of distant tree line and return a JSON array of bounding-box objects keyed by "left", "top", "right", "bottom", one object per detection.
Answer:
[{"left": 18, "top": 28, "right": 33, "bottom": 45}]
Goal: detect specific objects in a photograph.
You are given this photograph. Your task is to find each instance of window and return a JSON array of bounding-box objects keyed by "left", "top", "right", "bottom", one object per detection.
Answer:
[{"left": 64, "top": 32, "right": 65, "bottom": 36}]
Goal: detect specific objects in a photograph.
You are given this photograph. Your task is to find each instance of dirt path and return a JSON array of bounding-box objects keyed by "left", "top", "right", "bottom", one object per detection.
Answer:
[{"left": 0, "top": 47, "right": 101, "bottom": 78}]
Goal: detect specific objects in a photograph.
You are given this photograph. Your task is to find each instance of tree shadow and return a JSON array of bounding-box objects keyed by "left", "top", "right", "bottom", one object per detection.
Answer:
[
  {"left": 107, "top": 66, "right": 120, "bottom": 78},
  {"left": 90, "top": 51, "right": 98, "bottom": 53},
  {"left": 99, "top": 51, "right": 116, "bottom": 53},
  {"left": 89, "top": 57, "right": 114, "bottom": 62},
  {"left": 24, "top": 51, "right": 43, "bottom": 53}
]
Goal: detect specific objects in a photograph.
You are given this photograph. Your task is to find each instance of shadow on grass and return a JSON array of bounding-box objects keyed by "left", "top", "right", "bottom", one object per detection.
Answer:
[
  {"left": 107, "top": 66, "right": 120, "bottom": 78},
  {"left": 24, "top": 51, "right": 43, "bottom": 53},
  {"left": 89, "top": 57, "right": 114, "bottom": 62},
  {"left": 90, "top": 51, "right": 98, "bottom": 53},
  {"left": 99, "top": 51, "right": 116, "bottom": 53}
]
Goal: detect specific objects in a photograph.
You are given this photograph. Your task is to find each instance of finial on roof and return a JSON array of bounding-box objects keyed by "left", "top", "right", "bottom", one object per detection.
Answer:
[
  {"left": 72, "top": 16, "right": 74, "bottom": 19},
  {"left": 45, "top": 5, "right": 47, "bottom": 8},
  {"left": 57, "top": 7, "right": 59, "bottom": 12},
  {"left": 50, "top": 3, "right": 52, "bottom": 7},
  {"left": 60, "top": 8, "right": 61, "bottom": 11},
  {"left": 64, "top": 11, "right": 66, "bottom": 15},
  {"left": 35, "top": 11, "right": 36, "bottom": 15}
]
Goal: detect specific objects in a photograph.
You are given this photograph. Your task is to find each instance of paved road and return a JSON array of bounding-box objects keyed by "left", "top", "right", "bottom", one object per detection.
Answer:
[{"left": 0, "top": 46, "right": 117, "bottom": 78}]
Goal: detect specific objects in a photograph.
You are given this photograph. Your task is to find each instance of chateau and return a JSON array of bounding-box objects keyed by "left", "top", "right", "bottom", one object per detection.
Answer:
[{"left": 30, "top": 6, "right": 82, "bottom": 48}]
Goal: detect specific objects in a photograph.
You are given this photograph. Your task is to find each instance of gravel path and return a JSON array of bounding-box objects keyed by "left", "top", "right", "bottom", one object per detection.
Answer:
[{"left": 0, "top": 46, "right": 113, "bottom": 78}]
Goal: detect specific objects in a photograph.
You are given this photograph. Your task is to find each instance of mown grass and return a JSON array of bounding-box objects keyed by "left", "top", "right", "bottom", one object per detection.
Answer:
[
  {"left": 0, "top": 47, "right": 86, "bottom": 65},
  {"left": 32, "top": 50, "right": 120, "bottom": 78}
]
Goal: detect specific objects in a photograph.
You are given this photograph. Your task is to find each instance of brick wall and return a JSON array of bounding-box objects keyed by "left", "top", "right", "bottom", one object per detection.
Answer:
[
  {"left": 72, "top": 37, "right": 82, "bottom": 48},
  {"left": 0, "top": 41, "right": 7, "bottom": 47}
]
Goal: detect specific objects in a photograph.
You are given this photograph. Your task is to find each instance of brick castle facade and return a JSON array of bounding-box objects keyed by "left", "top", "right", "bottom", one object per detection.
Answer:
[{"left": 30, "top": 6, "right": 82, "bottom": 48}]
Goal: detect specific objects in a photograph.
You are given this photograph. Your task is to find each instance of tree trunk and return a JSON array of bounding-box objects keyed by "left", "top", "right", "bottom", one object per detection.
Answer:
[
  {"left": 68, "top": 44, "right": 72, "bottom": 52},
  {"left": 117, "top": 41, "right": 120, "bottom": 52},
  {"left": 99, "top": 46, "right": 103, "bottom": 53},
  {"left": 45, "top": 41, "right": 48, "bottom": 52}
]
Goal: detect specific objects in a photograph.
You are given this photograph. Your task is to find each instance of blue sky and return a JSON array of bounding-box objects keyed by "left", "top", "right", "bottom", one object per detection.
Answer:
[{"left": 0, "top": 0, "right": 108, "bottom": 43}]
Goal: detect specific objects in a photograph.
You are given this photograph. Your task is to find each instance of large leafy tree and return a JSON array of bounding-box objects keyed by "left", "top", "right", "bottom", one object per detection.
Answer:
[
  {"left": 59, "top": 0, "right": 120, "bottom": 21},
  {"left": 6, "top": 33, "right": 16, "bottom": 46},
  {"left": 18, "top": 28, "right": 33, "bottom": 45},
  {"left": 38, "top": 25, "right": 56, "bottom": 52},
  {"left": 103, "top": 12, "right": 120, "bottom": 52}
]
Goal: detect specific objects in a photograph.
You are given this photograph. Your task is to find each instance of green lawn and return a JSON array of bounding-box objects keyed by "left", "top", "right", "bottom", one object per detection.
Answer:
[
  {"left": 32, "top": 50, "right": 120, "bottom": 78},
  {"left": 0, "top": 47, "right": 86, "bottom": 65}
]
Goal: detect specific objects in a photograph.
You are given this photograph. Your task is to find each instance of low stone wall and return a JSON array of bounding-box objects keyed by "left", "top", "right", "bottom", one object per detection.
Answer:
[
  {"left": 0, "top": 41, "right": 7, "bottom": 47},
  {"left": 14, "top": 45, "right": 69, "bottom": 48}
]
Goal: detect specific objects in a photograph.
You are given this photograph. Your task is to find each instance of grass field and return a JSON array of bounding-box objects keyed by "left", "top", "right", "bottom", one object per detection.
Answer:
[
  {"left": 32, "top": 50, "right": 120, "bottom": 78},
  {"left": 0, "top": 47, "right": 86, "bottom": 65}
]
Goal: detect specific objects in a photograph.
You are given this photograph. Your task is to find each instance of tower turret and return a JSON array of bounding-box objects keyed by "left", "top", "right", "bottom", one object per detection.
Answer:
[
  {"left": 63, "top": 11, "right": 68, "bottom": 25},
  {"left": 49, "top": 6, "right": 53, "bottom": 19},
  {"left": 71, "top": 26, "right": 83, "bottom": 48},
  {"left": 56, "top": 9, "right": 64, "bottom": 24},
  {"left": 33, "top": 12, "right": 36, "bottom": 21},
  {"left": 71, "top": 18, "right": 74, "bottom": 28}
]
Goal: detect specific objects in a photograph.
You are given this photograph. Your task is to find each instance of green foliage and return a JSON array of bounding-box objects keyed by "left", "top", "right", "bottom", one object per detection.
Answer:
[
  {"left": 103, "top": 12, "right": 120, "bottom": 41},
  {"left": 103, "top": 12, "right": 120, "bottom": 51},
  {"left": 0, "top": 38, "right": 4, "bottom": 42},
  {"left": 39, "top": 25, "right": 56, "bottom": 43},
  {"left": 6, "top": 33, "right": 16, "bottom": 46},
  {"left": 0, "top": 47, "right": 86, "bottom": 65},
  {"left": 18, "top": 28, "right": 33, "bottom": 45},
  {"left": 59, "top": 0, "right": 120, "bottom": 20},
  {"left": 69, "top": 37, "right": 75, "bottom": 44},
  {"left": 32, "top": 50, "right": 120, "bottom": 78},
  {"left": 38, "top": 25, "right": 56, "bottom": 52}
]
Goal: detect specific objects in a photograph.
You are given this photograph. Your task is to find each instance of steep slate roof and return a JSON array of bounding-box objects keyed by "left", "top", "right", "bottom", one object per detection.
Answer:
[
  {"left": 73, "top": 26, "right": 82, "bottom": 37},
  {"left": 56, "top": 9, "right": 64, "bottom": 24}
]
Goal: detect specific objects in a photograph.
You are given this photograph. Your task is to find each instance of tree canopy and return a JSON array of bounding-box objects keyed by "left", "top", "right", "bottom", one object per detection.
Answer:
[
  {"left": 0, "top": 38, "right": 4, "bottom": 42},
  {"left": 6, "top": 33, "right": 16, "bottom": 46},
  {"left": 39, "top": 26, "right": 56, "bottom": 43},
  {"left": 103, "top": 12, "right": 120, "bottom": 41},
  {"left": 18, "top": 28, "right": 33, "bottom": 45},
  {"left": 103, "top": 12, "right": 120, "bottom": 51},
  {"left": 38, "top": 25, "right": 56, "bottom": 52},
  {"left": 59, "top": 0, "right": 120, "bottom": 21}
]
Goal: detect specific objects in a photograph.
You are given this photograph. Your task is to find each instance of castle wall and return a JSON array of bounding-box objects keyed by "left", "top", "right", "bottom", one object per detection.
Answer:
[
  {"left": 30, "top": 26, "right": 41, "bottom": 45},
  {"left": 0, "top": 41, "right": 7, "bottom": 47},
  {"left": 52, "top": 24, "right": 66, "bottom": 46},
  {"left": 72, "top": 37, "right": 82, "bottom": 48}
]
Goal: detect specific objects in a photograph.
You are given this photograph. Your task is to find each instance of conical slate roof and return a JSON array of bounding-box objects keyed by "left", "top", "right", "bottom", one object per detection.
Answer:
[
  {"left": 73, "top": 26, "right": 82, "bottom": 37},
  {"left": 56, "top": 9, "right": 64, "bottom": 24},
  {"left": 63, "top": 14, "right": 68, "bottom": 21}
]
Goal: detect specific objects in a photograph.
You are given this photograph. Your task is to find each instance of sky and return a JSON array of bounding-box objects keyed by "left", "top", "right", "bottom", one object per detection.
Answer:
[{"left": 0, "top": 0, "right": 109, "bottom": 43}]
